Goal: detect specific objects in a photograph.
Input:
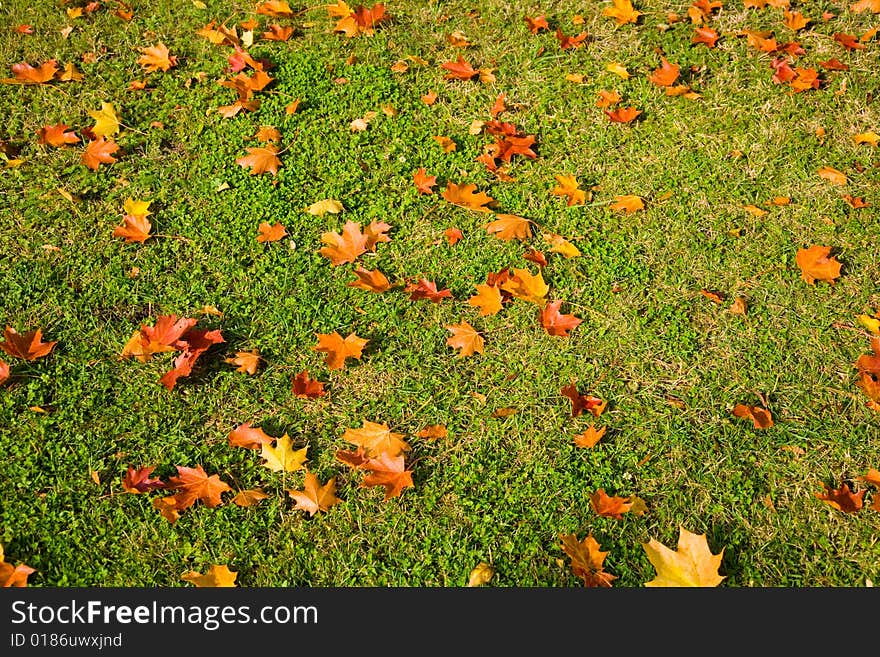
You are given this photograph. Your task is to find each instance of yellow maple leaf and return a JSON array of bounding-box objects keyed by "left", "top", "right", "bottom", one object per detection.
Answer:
[
  {"left": 853, "top": 132, "right": 879, "bottom": 147},
  {"left": 551, "top": 174, "right": 586, "bottom": 206},
  {"left": 501, "top": 268, "right": 549, "bottom": 304},
  {"left": 89, "top": 102, "right": 119, "bottom": 138},
  {"left": 543, "top": 232, "right": 581, "bottom": 258},
  {"left": 606, "top": 62, "right": 631, "bottom": 79},
  {"left": 603, "top": 0, "right": 643, "bottom": 25},
  {"left": 181, "top": 565, "right": 238, "bottom": 587},
  {"left": 642, "top": 526, "right": 725, "bottom": 587},
  {"left": 484, "top": 214, "right": 532, "bottom": 241},
  {"left": 123, "top": 198, "right": 151, "bottom": 218},
  {"left": 306, "top": 199, "right": 344, "bottom": 216},
  {"left": 260, "top": 433, "right": 308, "bottom": 472},
  {"left": 467, "top": 284, "right": 503, "bottom": 316},
  {"left": 609, "top": 195, "right": 644, "bottom": 213}
]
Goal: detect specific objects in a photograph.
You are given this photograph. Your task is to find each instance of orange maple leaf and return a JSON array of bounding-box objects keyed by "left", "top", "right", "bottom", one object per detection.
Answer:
[
  {"left": 406, "top": 278, "right": 452, "bottom": 302},
  {"left": 603, "top": 0, "right": 642, "bottom": 25},
  {"left": 121, "top": 465, "right": 166, "bottom": 494},
  {"left": 288, "top": 472, "right": 342, "bottom": 516},
  {"left": 485, "top": 214, "right": 532, "bottom": 241},
  {"left": 444, "top": 227, "right": 464, "bottom": 245},
  {"left": 158, "top": 328, "right": 225, "bottom": 391},
  {"left": 113, "top": 215, "right": 151, "bottom": 243},
  {"left": 445, "top": 321, "right": 485, "bottom": 358},
  {"left": 0, "top": 361, "right": 9, "bottom": 386},
  {"left": 263, "top": 24, "right": 294, "bottom": 41},
  {"left": 552, "top": 174, "right": 587, "bottom": 205},
  {"left": 561, "top": 382, "right": 607, "bottom": 418},
  {"left": 228, "top": 422, "right": 274, "bottom": 449},
  {"left": 692, "top": 26, "right": 720, "bottom": 47},
  {"left": 319, "top": 221, "right": 369, "bottom": 265},
  {"left": 817, "top": 166, "right": 847, "bottom": 185},
  {"left": 4, "top": 59, "right": 58, "bottom": 84},
  {"left": 440, "top": 55, "right": 478, "bottom": 80},
  {"left": 556, "top": 28, "right": 588, "bottom": 49},
  {"left": 783, "top": 10, "right": 810, "bottom": 31},
  {"left": 224, "top": 349, "right": 261, "bottom": 374},
  {"left": 232, "top": 488, "right": 270, "bottom": 506},
  {"left": 37, "top": 123, "right": 79, "bottom": 147},
  {"left": 313, "top": 331, "right": 367, "bottom": 370},
  {"left": 524, "top": 15, "right": 550, "bottom": 33},
  {"left": 0, "top": 549, "right": 36, "bottom": 587},
  {"left": 589, "top": 488, "right": 634, "bottom": 519},
  {"left": 360, "top": 452, "right": 414, "bottom": 500},
  {"left": 443, "top": 182, "right": 494, "bottom": 212},
  {"left": 468, "top": 284, "right": 504, "bottom": 316},
  {"left": 648, "top": 57, "right": 680, "bottom": 86},
  {"left": 539, "top": 300, "right": 582, "bottom": 337},
  {"left": 732, "top": 403, "right": 774, "bottom": 429},
  {"left": 560, "top": 533, "right": 617, "bottom": 587},
  {"left": 343, "top": 420, "right": 410, "bottom": 458},
  {"left": 605, "top": 106, "right": 641, "bottom": 123},
  {"left": 413, "top": 167, "right": 437, "bottom": 194},
  {"left": 165, "top": 465, "right": 232, "bottom": 510},
  {"left": 236, "top": 145, "right": 281, "bottom": 175},
  {"left": 348, "top": 266, "right": 391, "bottom": 292},
  {"left": 256, "top": 0, "right": 294, "bottom": 16},
  {"left": 121, "top": 314, "right": 196, "bottom": 363},
  {"left": 292, "top": 370, "right": 327, "bottom": 398},
  {"left": 137, "top": 42, "right": 178, "bottom": 72},
  {"left": 815, "top": 482, "right": 864, "bottom": 513},
  {"left": 81, "top": 137, "right": 119, "bottom": 170},
  {"left": 573, "top": 425, "right": 606, "bottom": 448},
  {"left": 256, "top": 221, "right": 287, "bottom": 242},
  {"left": 796, "top": 245, "right": 842, "bottom": 285},
  {"left": 0, "top": 327, "right": 56, "bottom": 361}
]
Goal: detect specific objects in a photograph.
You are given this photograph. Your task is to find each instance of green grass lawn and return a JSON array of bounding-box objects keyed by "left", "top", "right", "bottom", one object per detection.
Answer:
[{"left": 1, "top": 0, "right": 878, "bottom": 587}]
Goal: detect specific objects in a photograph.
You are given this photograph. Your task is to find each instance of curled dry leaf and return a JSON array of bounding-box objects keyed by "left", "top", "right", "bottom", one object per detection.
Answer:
[
  {"left": 232, "top": 488, "right": 270, "bottom": 507},
  {"left": 466, "top": 562, "right": 494, "bottom": 586},
  {"left": 551, "top": 174, "right": 586, "bottom": 206}
]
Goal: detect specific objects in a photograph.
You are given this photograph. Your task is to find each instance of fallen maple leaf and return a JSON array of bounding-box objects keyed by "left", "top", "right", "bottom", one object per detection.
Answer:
[
  {"left": 37, "top": 123, "right": 79, "bottom": 147},
  {"left": 313, "top": 331, "right": 367, "bottom": 370},
  {"left": 648, "top": 57, "right": 680, "bottom": 87},
  {"left": 543, "top": 233, "right": 581, "bottom": 258},
  {"left": 540, "top": 300, "right": 582, "bottom": 337},
  {"left": 417, "top": 425, "right": 448, "bottom": 440},
  {"left": 261, "top": 433, "right": 308, "bottom": 472},
  {"left": 590, "top": 489, "right": 634, "bottom": 519},
  {"left": 256, "top": 221, "right": 287, "bottom": 242},
  {"left": 306, "top": 199, "right": 344, "bottom": 216},
  {"left": 121, "top": 465, "right": 166, "bottom": 493},
  {"left": 524, "top": 248, "right": 548, "bottom": 268},
  {"left": 81, "top": 137, "right": 119, "bottom": 170},
  {"left": 796, "top": 245, "right": 842, "bottom": 285},
  {"left": 783, "top": 10, "right": 810, "bottom": 31},
  {"left": 158, "top": 328, "right": 225, "bottom": 391},
  {"left": 348, "top": 266, "right": 391, "bottom": 292},
  {"left": 500, "top": 268, "right": 549, "bottom": 305},
  {"left": 551, "top": 174, "right": 586, "bottom": 206},
  {"left": 444, "top": 227, "right": 464, "bottom": 245},
  {"left": 113, "top": 214, "right": 151, "bottom": 243},
  {"left": 360, "top": 452, "right": 414, "bottom": 500},
  {"left": 432, "top": 135, "right": 456, "bottom": 153},
  {"left": 121, "top": 314, "right": 196, "bottom": 363},
  {"left": 643, "top": 526, "right": 725, "bottom": 586},
  {"left": 441, "top": 55, "right": 478, "bottom": 80},
  {"left": 851, "top": 0, "right": 880, "bottom": 12},
  {"left": 467, "top": 562, "right": 494, "bottom": 586},
  {"left": 343, "top": 420, "right": 410, "bottom": 458},
  {"left": 605, "top": 107, "right": 641, "bottom": 123},
  {"left": 468, "top": 284, "right": 503, "bottom": 316},
  {"left": 732, "top": 404, "right": 774, "bottom": 429},
  {"left": 166, "top": 465, "right": 232, "bottom": 509},
  {"left": 0, "top": 327, "right": 56, "bottom": 361},
  {"left": 817, "top": 166, "right": 847, "bottom": 185},
  {"left": 603, "top": 0, "right": 642, "bottom": 24},
  {"left": 853, "top": 132, "right": 880, "bottom": 147},
  {"left": 89, "top": 102, "right": 119, "bottom": 138},
  {"left": 692, "top": 26, "right": 720, "bottom": 47},
  {"left": 524, "top": 15, "right": 550, "bottom": 34},
  {"left": 236, "top": 145, "right": 281, "bottom": 175},
  {"left": 405, "top": 278, "right": 452, "bottom": 302},
  {"left": 421, "top": 90, "right": 438, "bottom": 105},
  {"left": 224, "top": 349, "right": 261, "bottom": 374},
  {"left": 0, "top": 361, "right": 9, "bottom": 386},
  {"left": 263, "top": 24, "right": 294, "bottom": 41},
  {"left": 446, "top": 321, "right": 485, "bottom": 358},
  {"left": 137, "top": 42, "right": 177, "bottom": 72},
  {"left": 573, "top": 425, "right": 606, "bottom": 448},
  {"left": 292, "top": 370, "right": 327, "bottom": 398},
  {"left": 561, "top": 382, "right": 607, "bottom": 418},
  {"left": 413, "top": 167, "right": 437, "bottom": 194},
  {"left": 181, "top": 565, "right": 237, "bottom": 587},
  {"left": 228, "top": 422, "right": 274, "bottom": 449},
  {"left": 288, "top": 471, "right": 342, "bottom": 516},
  {"left": 0, "top": 545, "right": 36, "bottom": 587},
  {"left": 556, "top": 28, "right": 588, "bottom": 50},
  {"left": 256, "top": 0, "right": 294, "bottom": 16},
  {"left": 485, "top": 214, "right": 532, "bottom": 241},
  {"left": 319, "top": 221, "right": 369, "bottom": 265},
  {"left": 560, "top": 533, "right": 617, "bottom": 587},
  {"left": 232, "top": 488, "right": 270, "bottom": 506},
  {"left": 443, "top": 182, "right": 494, "bottom": 212},
  {"left": 815, "top": 482, "right": 864, "bottom": 513},
  {"left": 3, "top": 59, "right": 58, "bottom": 84},
  {"left": 334, "top": 4, "right": 389, "bottom": 37}
]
